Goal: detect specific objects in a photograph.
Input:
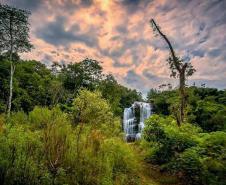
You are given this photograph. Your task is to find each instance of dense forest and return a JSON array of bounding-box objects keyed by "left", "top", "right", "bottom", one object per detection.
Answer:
[
  {"left": 0, "top": 57, "right": 142, "bottom": 115},
  {"left": 144, "top": 87, "right": 226, "bottom": 185},
  {"left": 0, "top": 3, "right": 226, "bottom": 185}
]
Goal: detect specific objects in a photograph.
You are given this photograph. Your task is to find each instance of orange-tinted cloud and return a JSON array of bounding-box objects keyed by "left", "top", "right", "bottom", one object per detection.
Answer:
[{"left": 4, "top": 0, "right": 226, "bottom": 94}]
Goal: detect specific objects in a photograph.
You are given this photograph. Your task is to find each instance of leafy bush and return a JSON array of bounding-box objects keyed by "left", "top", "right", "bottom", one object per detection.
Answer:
[
  {"left": 147, "top": 87, "right": 226, "bottom": 132},
  {"left": 194, "top": 101, "right": 226, "bottom": 131},
  {"left": 0, "top": 124, "right": 48, "bottom": 185},
  {"left": 101, "top": 138, "right": 140, "bottom": 185},
  {"left": 143, "top": 115, "right": 226, "bottom": 185},
  {"left": 70, "top": 90, "right": 138, "bottom": 185},
  {"left": 143, "top": 115, "right": 200, "bottom": 164},
  {"left": 74, "top": 133, "right": 140, "bottom": 185},
  {"left": 168, "top": 147, "right": 203, "bottom": 185},
  {"left": 73, "top": 89, "right": 113, "bottom": 126},
  {"left": 0, "top": 90, "right": 140, "bottom": 185},
  {"left": 168, "top": 132, "right": 226, "bottom": 185},
  {"left": 72, "top": 89, "right": 121, "bottom": 136}
]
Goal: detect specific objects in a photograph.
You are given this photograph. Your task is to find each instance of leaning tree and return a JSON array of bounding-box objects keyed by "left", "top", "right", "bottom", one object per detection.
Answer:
[
  {"left": 150, "top": 19, "right": 195, "bottom": 126},
  {"left": 0, "top": 4, "right": 33, "bottom": 116}
]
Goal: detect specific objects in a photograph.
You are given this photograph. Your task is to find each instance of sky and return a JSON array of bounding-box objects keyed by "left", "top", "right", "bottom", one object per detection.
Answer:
[{"left": 3, "top": 0, "right": 226, "bottom": 94}]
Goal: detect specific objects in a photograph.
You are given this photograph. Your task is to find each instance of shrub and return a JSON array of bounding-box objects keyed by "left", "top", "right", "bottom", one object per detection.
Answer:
[
  {"left": 168, "top": 147, "right": 204, "bottom": 185},
  {"left": 72, "top": 89, "right": 114, "bottom": 126},
  {"left": 8, "top": 111, "right": 28, "bottom": 125},
  {"left": 0, "top": 124, "right": 48, "bottom": 185},
  {"left": 0, "top": 92, "right": 141, "bottom": 185},
  {"left": 170, "top": 132, "right": 226, "bottom": 185},
  {"left": 143, "top": 115, "right": 200, "bottom": 164},
  {"left": 143, "top": 115, "right": 226, "bottom": 185},
  {"left": 29, "top": 106, "right": 66, "bottom": 129},
  {"left": 71, "top": 90, "right": 140, "bottom": 185},
  {"left": 199, "top": 132, "right": 226, "bottom": 185},
  {"left": 194, "top": 101, "right": 226, "bottom": 131},
  {"left": 0, "top": 108, "right": 75, "bottom": 185}
]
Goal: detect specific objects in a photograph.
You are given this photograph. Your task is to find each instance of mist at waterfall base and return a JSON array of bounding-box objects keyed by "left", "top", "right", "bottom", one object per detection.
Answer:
[{"left": 123, "top": 102, "right": 152, "bottom": 142}]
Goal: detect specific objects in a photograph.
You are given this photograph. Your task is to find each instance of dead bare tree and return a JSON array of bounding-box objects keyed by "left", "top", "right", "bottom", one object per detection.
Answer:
[{"left": 150, "top": 19, "right": 195, "bottom": 126}]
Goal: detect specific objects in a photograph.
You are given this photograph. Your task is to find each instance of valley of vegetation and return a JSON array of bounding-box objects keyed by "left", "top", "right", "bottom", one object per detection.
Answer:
[
  {"left": 144, "top": 87, "right": 226, "bottom": 185},
  {"left": 0, "top": 4, "right": 226, "bottom": 185}
]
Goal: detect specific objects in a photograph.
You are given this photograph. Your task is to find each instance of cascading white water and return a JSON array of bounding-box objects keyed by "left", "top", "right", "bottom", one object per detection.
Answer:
[{"left": 123, "top": 102, "right": 152, "bottom": 141}]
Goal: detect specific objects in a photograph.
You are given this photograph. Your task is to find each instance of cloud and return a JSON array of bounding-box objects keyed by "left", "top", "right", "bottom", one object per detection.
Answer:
[
  {"left": 124, "top": 69, "right": 175, "bottom": 94},
  {"left": 116, "top": 25, "right": 128, "bottom": 34},
  {"left": 124, "top": 70, "right": 147, "bottom": 92},
  {"left": 3, "top": 0, "right": 225, "bottom": 94},
  {"left": 36, "top": 16, "right": 98, "bottom": 47},
  {"left": 4, "top": 0, "right": 43, "bottom": 11},
  {"left": 42, "top": 53, "right": 53, "bottom": 65},
  {"left": 188, "top": 79, "right": 226, "bottom": 90},
  {"left": 118, "top": 0, "right": 153, "bottom": 14},
  {"left": 208, "top": 49, "right": 222, "bottom": 58},
  {"left": 80, "top": 0, "right": 94, "bottom": 7},
  {"left": 142, "top": 70, "right": 160, "bottom": 81}
]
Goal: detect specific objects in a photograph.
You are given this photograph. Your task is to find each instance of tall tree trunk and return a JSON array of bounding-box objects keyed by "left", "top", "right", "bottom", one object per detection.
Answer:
[
  {"left": 7, "top": 61, "right": 14, "bottom": 117},
  {"left": 150, "top": 19, "right": 188, "bottom": 126},
  {"left": 179, "top": 73, "right": 185, "bottom": 125},
  {"left": 179, "top": 63, "right": 187, "bottom": 124},
  {"left": 7, "top": 14, "right": 14, "bottom": 117}
]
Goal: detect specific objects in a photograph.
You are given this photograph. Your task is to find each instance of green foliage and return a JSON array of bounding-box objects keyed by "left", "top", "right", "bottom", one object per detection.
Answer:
[
  {"left": 0, "top": 57, "right": 141, "bottom": 116},
  {"left": 99, "top": 74, "right": 142, "bottom": 116},
  {"left": 61, "top": 58, "right": 103, "bottom": 93},
  {"left": 0, "top": 60, "right": 10, "bottom": 112},
  {"left": 185, "top": 87, "right": 226, "bottom": 132},
  {"left": 0, "top": 124, "right": 47, "bottom": 185},
  {"left": 168, "top": 132, "right": 226, "bottom": 185},
  {"left": 0, "top": 4, "right": 34, "bottom": 116},
  {"left": 194, "top": 100, "right": 226, "bottom": 131},
  {"left": 0, "top": 4, "right": 33, "bottom": 54},
  {"left": 169, "top": 147, "right": 203, "bottom": 185},
  {"left": 28, "top": 106, "right": 67, "bottom": 130},
  {"left": 147, "top": 89, "right": 179, "bottom": 115},
  {"left": 0, "top": 90, "right": 140, "bottom": 185},
  {"left": 1, "top": 5, "right": 225, "bottom": 185},
  {"left": 74, "top": 132, "right": 140, "bottom": 185},
  {"left": 101, "top": 138, "right": 140, "bottom": 185},
  {"left": 99, "top": 74, "right": 123, "bottom": 116},
  {"left": 143, "top": 115, "right": 200, "bottom": 164},
  {"left": 0, "top": 60, "right": 67, "bottom": 113},
  {"left": 73, "top": 89, "right": 113, "bottom": 126},
  {"left": 143, "top": 115, "right": 226, "bottom": 185},
  {"left": 147, "top": 87, "right": 226, "bottom": 132}
]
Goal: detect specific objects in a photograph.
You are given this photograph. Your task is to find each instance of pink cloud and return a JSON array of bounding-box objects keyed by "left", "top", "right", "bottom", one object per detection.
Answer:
[{"left": 6, "top": 0, "right": 225, "bottom": 94}]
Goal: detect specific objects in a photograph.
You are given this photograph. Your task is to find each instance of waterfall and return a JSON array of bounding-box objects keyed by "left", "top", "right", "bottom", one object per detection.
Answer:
[{"left": 123, "top": 102, "right": 152, "bottom": 141}]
